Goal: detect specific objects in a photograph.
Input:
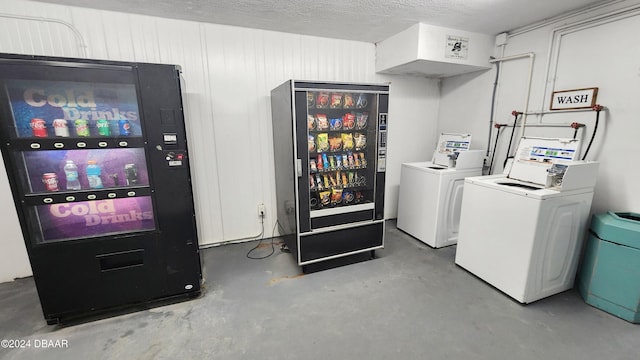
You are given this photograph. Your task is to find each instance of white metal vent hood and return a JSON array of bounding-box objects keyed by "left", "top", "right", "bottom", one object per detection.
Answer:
[{"left": 376, "top": 23, "right": 494, "bottom": 78}]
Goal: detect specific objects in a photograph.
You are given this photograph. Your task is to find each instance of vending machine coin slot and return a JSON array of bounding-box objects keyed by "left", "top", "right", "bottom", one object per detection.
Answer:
[{"left": 165, "top": 151, "right": 186, "bottom": 167}]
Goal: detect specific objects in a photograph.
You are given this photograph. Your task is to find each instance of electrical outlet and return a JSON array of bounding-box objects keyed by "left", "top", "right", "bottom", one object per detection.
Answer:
[{"left": 258, "top": 203, "right": 266, "bottom": 217}]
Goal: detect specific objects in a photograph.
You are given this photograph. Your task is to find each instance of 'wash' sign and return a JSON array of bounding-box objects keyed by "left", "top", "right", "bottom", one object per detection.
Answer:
[{"left": 550, "top": 87, "right": 598, "bottom": 110}]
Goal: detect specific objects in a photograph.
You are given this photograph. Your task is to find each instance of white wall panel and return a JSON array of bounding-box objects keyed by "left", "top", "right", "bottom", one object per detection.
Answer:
[
  {"left": 552, "top": 13, "right": 640, "bottom": 213},
  {"left": 0, "top": 13, "right": 83, "bottom": 57},
  {"left": 377, "top": 74, "right": 441, "bottom": 218},
  {"left": 438, "top": 70, "right": 494, "bottom": 152},
  {"left": 0, "top": 0, "right": 437, "bottom": 284}
]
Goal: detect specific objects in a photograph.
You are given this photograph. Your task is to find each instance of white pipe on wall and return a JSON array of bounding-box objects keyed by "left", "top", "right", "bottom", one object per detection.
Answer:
[
  {"left": 524, "top": 108, "right": 596, "bottom": 116},
  {"left": 0, "top": 13, "right": 87, "bottom": 57},
  {"left": 489, "top": 52, "right": 535, "bottom": 157},
  {"left": 503, "top": 123, "right": 577, "bottom": 128},
  {"left": 507, "top": 0, "right": 627, "bottom": 38}
]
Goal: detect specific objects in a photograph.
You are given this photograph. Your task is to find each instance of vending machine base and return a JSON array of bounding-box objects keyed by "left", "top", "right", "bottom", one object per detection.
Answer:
[
  {"left": 47, "top": 287, "right": 202, "bottom": 326},
  {"left": 284, "top": 221, "right": 384, "bottom": 274}
]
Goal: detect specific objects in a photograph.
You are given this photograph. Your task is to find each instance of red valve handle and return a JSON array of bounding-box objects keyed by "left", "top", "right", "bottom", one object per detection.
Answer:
[
  {"left": 511, "top": 110, "right": 523, "bottom": 116},
  {"left": 592, "top": 104, "right": 603, "bottom": 111}
]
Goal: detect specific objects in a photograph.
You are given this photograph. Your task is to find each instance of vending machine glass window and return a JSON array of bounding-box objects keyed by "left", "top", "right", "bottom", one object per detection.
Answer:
[
  {"left": 3, "top": 78, "right": 157, "bottom": 244},
  {"left": 306, "top": 91, "right": 378, "bottom": 214}
]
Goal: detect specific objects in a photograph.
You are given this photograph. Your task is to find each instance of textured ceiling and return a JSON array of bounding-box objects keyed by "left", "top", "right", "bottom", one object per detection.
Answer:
[{"left": 32, "top": 0, "right": 609, "bottom": 43}]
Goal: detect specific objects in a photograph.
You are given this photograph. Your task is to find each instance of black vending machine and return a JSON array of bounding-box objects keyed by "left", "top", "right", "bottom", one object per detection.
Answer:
[
  {"left": 0, "top": 53, "right": 202, "bottom": 324},
  {"left": 271, "top": 80, "right": 389, "bottom": 272}
]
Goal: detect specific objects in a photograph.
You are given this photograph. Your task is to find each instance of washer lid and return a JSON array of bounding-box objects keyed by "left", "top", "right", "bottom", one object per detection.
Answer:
[
  {"left": 508, "top": 137, "right": 580, "bottom": 186},
  {"left": 464, "top": 174, "right": 570, "bottom": 199},
  {"left": 402, "top": 161, "right": 457, "bottom": 173},
  {"left": 432, "top": 133, "right": 472, "bottom": 167}
]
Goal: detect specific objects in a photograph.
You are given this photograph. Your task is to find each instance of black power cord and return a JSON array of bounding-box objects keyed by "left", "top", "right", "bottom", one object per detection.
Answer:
[
  {"left": 276, "top": 221, "right": 290, "bottom": 253},
  {"left": 246, "top": 217, "right": 280, "bottom": 259}
]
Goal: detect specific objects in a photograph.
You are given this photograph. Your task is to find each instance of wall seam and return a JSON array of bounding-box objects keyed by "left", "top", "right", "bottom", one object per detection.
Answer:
[{"left": 0, "top": 13, "right": 87, "bottom": 57}]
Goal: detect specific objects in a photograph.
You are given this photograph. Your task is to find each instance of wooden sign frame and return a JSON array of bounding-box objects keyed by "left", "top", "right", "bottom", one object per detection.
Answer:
[{"left": 550, "top": 87, "right": 598, "bottom": 110}]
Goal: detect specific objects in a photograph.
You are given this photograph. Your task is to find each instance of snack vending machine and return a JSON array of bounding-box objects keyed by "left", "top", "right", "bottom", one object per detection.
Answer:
[
  {"left": 0, "top": 53, "right": 201, "bottom": 324},
  {"left": 271, "top": 80, "right": 389, "bottom": 272}
]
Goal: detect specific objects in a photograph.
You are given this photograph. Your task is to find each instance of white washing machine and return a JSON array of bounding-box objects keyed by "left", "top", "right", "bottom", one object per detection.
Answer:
[
  {"left": 397, "top": 133, "right": 484, "bottom": 248},
  {"left": 455, "top": 137, "right": 599, "bottom": 304}
]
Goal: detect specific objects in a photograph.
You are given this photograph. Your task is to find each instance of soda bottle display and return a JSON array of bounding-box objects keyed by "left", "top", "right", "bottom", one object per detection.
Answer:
[
  {"left": 124, "top": 163, "right": 138, "bottom": 185},
  {"left": 75, "top": 119, "right": 90, "bottom": 137},
  {"left": 42, "top": 173, "right": 59, "bottom": 191},
  {"left": 64, "top": 160, "right": 81, "bottom": 190},
  {"left": 31, "top": 118, "right": 48, "bottom": 137},
  {"left": 53, "top": 119, "right": 70, "bottom": 137},
  {"left": 118, "top": 119, "right": 131, "bottom": 136},
  {"left": 86, "top": 160, "right": 104, "bottom": 189},
  {"left": 97, "top": 119, "right": 111, "bottom": 136}
]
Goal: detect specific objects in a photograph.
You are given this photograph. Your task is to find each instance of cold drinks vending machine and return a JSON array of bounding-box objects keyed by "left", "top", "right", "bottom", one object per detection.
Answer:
[
  {"left": 271, "top": 81, "right": 389, "bottom": 272},
  {"left": 0, "top": 53, "right": 201, "bottom": 324}
]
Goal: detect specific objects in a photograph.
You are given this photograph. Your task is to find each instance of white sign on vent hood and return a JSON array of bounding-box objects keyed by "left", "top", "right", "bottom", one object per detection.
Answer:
[{"left": 445, "top": 35, "right": 469, "bottom": 60}]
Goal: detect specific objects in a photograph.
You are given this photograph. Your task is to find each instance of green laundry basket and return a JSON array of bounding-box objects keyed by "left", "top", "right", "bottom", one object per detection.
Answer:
[{"left": 578, "top": 211, "right": 640, "bottom": 323}]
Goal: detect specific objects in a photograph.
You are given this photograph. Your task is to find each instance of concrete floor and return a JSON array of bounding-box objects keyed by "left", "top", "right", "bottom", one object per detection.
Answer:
[{"left": 0, "top": 220, "right": 638, "bottom": 360}]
